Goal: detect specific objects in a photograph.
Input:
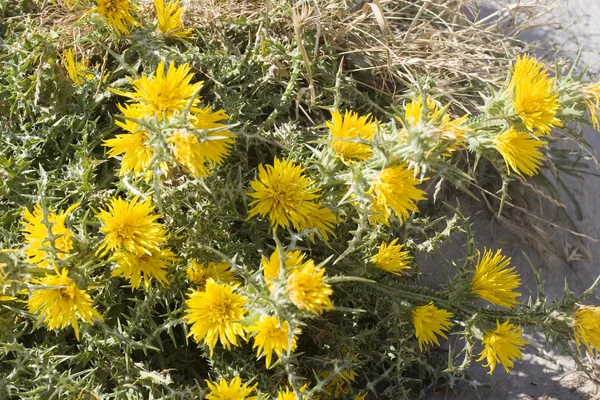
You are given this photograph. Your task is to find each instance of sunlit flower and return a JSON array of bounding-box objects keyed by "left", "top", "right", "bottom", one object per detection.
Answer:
[
  {"left": 471, "top": 249, "right": 521, "bottom": 308},
  {"left": 248, "top": 315, "right": 301, "bottom": 368},
  {"left": 368, "top": 164, "right": 426, "bottom": 225},
  {"left": 93, "top": 0, "right": 139, "bottom": 36},
  {"left": 573, "top": 305, "right": 600, "bottom": 354},
  {"left": 112, "top": 60, "right": 202, "bottom": 118},
  {"left": 154, "top": 0, "right": 192, "bottom": 39},
  {"left": 60, "top": 49, "right": 93, "bottom": 86},
  {"left": 168, "top": 107, "right": 235, "bottom": 178},
  {"left": 277, "top": 388, "right": 298, "bottom": 400},
  {"left": 320, "top": 366, "right": 358, "bottom": 398},
  {"left": 509, "top": 54, "right": 562, "bottom": 135},
  {"left": 28, "top": 269, "right": 102, "bottom": 340},
  {"left": 411, "top": 303, "right": 453, "bottom": 351},
  {"left": 205, "top": 377, "right": 257, "bottom": 400},
  {"left": 96, "top": 196, "right": 168, "bottom": 257},
  {"left": 104, "top": 104, "right": 158, "bottom": 178},
  {"left": 494, "top": 128, "right": 547, "bottom": 177},
  {"left": 248, "top": 158, "right": 336, "bottom": 235},
  {"left": 262, "top": 247, "right": 306, "bottom": 287},
  {"left": 287, "top": 260, "right": 333, "bottom": 315},
  {"left": 583, "top": 82, "right": 600, "bottom": 129},
  {"left": 477, "top": 320, "right": 528, "bottom": 374},
  {"left": 185, "top": 260, "right": 237, "bottom": 289},
  {"left": 326, "top": 110, "right": 377, "bottom": 161},
  {"left": 111, "top": 247, "right": 176, "bottom": 290},
  {"left": 21, "top": 203, "right": 79, "bottom": 267},
  {"left": 185, "top": 279, "right": 247, "bottom": 355},
  {"left": 372, "top": 238, "right": 411, "bottom": 275}
]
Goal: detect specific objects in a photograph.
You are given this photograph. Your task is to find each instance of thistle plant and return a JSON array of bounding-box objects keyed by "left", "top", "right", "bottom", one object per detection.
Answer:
[{"left": 3, "top": 0, "right": 600, "bottom": 399}]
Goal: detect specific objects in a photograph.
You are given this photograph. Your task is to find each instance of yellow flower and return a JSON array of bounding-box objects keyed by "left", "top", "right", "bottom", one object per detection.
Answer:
[
  {"left": 111, "top": 248, "right": 176, "bottom": 290},
  {"left": 93, "top": 0, "right": 139, "bottom": 36},
  {"left": 320, "top": 367, "right": 358, "bottom": 398},
  {"left": 104, "top": 104, "right": 167, "bottom": 178},
  {"left": 206, "top": 377, "right": 257, "bottom": 400},
  {"left": 248, "top": 158, "right": 336, "bottom": 235},
  {"left": 494, "top": 128, "right": 547, "bottom": 177},
  {"left": 154, "top": 0, "right": 193, "bottom": 39},
  {"left": 287, "top": 260, "right": 333, "bottom": 315},
  {"left": 509, "top": 54, "right": 562, "bottom": 135},
  {"left": 112, "top": 60, "right": 202, "bottom": 118},
  {"left": 354, "top": 393, "right": 367, "bottom": 400},
  {"left": 168, "top": 107, "right": 235, "bottom": 178},
  {"left": 60, "top": 49, "right": 93, "bottom": 86},
  {"left": 372, "top": 238, "right": 411, "bottom": 275},
  {"left": 277, "top": 388, "right": 298, "bottom": 400},
  {"left": 28, "top": 269, "right": 102, "bottom": 340},
  {"left": 185, "top": 260, "right": 237, "bottom": 289},
  {"left": 471, "top": 249, "right": 521, "bottom": 308},
  {"left": 262, "top": 247, "right": 306, "bottom": 287},
  {"left": 326, "top": 110, "right": 377, "bottom": 161},
  {"left": 248, "top": 315, "right": 301, "bottom": 368},
  {"left": 21, "top": 203, "right": 79, "bottom": 267},
  {"left": 583, "top": 82, "right": 600, "bottom": 129},
  {"left": 368, "top": 164, "right": 426, "bottom": 225},
  {"left": 96, "top": 196, "right": 168, "bottom": 257},
  {"left": 411, "top": 303, "right": 453, "bottom": 351},
  {"left": 477, "top": 320, "right": 528, "bottom": 374},
  {"left": 185, "top": 279, "right": 247, "bottom": 355},
  {"left": 573, "top": 305, "right": 600, "bottom": 354}
]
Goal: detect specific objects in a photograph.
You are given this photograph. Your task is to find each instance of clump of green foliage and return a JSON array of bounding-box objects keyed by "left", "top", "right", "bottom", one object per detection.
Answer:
[{"left": 2, "top": 0, "right": 600, "bottom": 399}]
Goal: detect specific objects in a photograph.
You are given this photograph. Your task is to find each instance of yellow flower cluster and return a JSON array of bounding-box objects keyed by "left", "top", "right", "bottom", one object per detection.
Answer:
[
  {"left": 97, "top": 196, "right": 175, "bottom": 289},
  {"left": 91, "top": 0, "right": 191, "bottom": 38},
  {"left": 105, "top": 60, "right": 235, "bottom": 180},
  {"left": 490, "top": 55, "right": 559, "bottom": 177}
]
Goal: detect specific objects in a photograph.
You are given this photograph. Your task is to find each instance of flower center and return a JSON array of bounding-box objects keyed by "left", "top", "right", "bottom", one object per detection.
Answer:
[{"left": 115, "top": 221, "right": 135, "bottom": 241}]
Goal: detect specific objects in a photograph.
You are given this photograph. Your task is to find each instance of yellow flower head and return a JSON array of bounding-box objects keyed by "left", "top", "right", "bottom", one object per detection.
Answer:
[
  {"left": 248, "top": 315, "right": 301, "bottom": 368},
  {"left": 168, "top": 107, "right": 235, "bottom": 178},
  {"left": 287, "top": 260, "right": 333, "bottom": 315},
  {"left": 262, "top": 247, "right": 306, "bottom": 287},
  {"left": 248, "top": 158, "right": 335, "bottom": 235},
  {"left": 573, "top": 305, "right": 600, "bottom": 354},
  {"left": 154, "top": 0, "right": 192, "bottom": 39},
  {"left": 277, "top": 388, "right": 298, "bottom": 400},
  {"left": 21, "top": 203, "right": 79, "bottom": 267},
  {"left": 186, "top": 260, "right": 237, "bottom": 289},
  {"left": 93, "top": 0, "right": 139, "bottom": 36},
  {"left": 402, "top": 96, "right": 469, "bottom": 141},
  {"left": 111, "top": 247, "right": 176, "bottom": 290},
  {"left": 104, "top": 104, "right": 159, "bottom": 178},
  {"left": 583, "top": 82, "right": 600, "bottom": 129},
  {"left": 509, "top": 54, "right": 562, "bottom": 135},
  {"left": 320, "top": 366, "right": 358, "bottom": 399},
  {"left": 206, "top": 377, "right": 257, "bottom": 400},
  {"left": 60, "top": 49, "right": 93, "bottom": 86},
  {"left": 411, "top": 303, "right": 453, "bottom": 351},
  {"left": 28, "top": 269, "right": 102, "bottom": 340},
  {"left": 372, "top": 238, "right": 411, "bottom": 275},
  {"left": 96, "top": 196, "right": 168, "bottom": 257},
  {"left": 368, "top": 164, "right": 426, "bottom": 225},
  {"left": 494, "top": 128, "right": 547, "bottom": 177},
  {"left": 477, "top": 320, "right": 528, "bottom": 374},
  {"left": 326, "top": 110, "right": 377, "bottom": 161},
  {"left": 185, "top": 279, "right": 247, "bottom": 355},
  {"left": 113, "top": 60, "right": 203, "bottom": 118},
  {"left": 471, "top": 249, "right": 521, "bottom": 308}
]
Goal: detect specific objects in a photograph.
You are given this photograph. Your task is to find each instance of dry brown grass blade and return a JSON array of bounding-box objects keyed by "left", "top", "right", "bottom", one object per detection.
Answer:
[
  {"left": 292, "top": 4, "right": 316, "bottom": 106},
  {"left": 362, "top": 0, "right": 392, "bottom": 72}
]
